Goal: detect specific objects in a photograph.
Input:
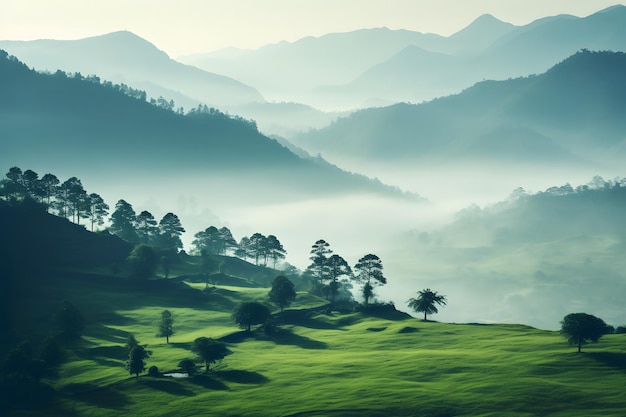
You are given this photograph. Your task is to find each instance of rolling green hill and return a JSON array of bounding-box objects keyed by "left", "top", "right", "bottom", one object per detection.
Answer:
[{"left": 1, "top": 201, "right": 625, "bottom": 417}]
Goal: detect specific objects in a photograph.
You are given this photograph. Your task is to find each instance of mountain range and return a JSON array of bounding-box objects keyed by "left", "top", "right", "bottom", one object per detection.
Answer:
[
  {"left": 292, "top": 50, "right": 626, "bottom": 169},
  {"left": 2, "top": 5, "right": 625, "bottom": 137},
  {"left": 0, "top": 49, "right": 412, "bottom": 202},
  {"left": 182, "top": 5, "right": 626, "bottom": 110},
  {"left": 0, "top": 31, "right": 264, "bottom": 110}
]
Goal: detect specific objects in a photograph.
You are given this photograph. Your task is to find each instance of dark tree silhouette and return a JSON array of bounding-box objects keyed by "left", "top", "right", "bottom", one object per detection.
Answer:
[
  {"left": 158, "top": 310, "right": 174, "bottom": 343},
  {"left": 235, "top": 236, "right": 252, "bottom": 261},
  {"left": 306, "top": 239, "right": 332, "bottom": 295},
  {"left": 87, "top": 193, "right": 109, "bottom": 232},
  {"left": 192, "top": 226, "right": 220, "bottom": 254},
  {"left": 354, "top": 254, "right": 386, "bottom": 306},
  {"left": 560, "top": 313, "right": 608, "bottom": 352},
  {"left": 407, "top": 289, "right": 447, "bottom": 321},
  {"left": 40, "top": 173, "right": 60, "bottom": 211},
  {"left": 178, "top": 358, "right": 198, "bottom": 376},
  {"left": 249, "top": 233, "right": 268, "bottom": 266},
  {"left": 327, "top": 254, "right": 352, "bottom": 305},
  {"left": 191, "top": 337, "right": 231, "bottom": 372},
  {"left": 157, "top": 212, "right": 185, "bottom": 250},
  {"left": 110, "top": 199, "right": 138, "bottom": 243},
  {"left": 136, "top": 210, "right": 158, "bottom": 244},
  {"left": 232, "top": 302, "right": 272, "bottom": 331},
  {"left": 269, "top": 275, "right": 296, "bottom": 313},
  {"left": 127, "top": 244, "right": 159, "bottom": 279},
  {"left": 266, "top": 235, "right": 287, "bottom": 269},
  {"left": 125, "top": 345, "right": 151, "bottom": 381}
]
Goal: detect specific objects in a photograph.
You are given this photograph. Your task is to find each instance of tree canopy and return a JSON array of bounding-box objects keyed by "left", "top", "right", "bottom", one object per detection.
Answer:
[
  {"left": 232, "top": 301, "right": 272, "bottom": 331},
  {"left": 191, "top": 337, "right": 231, "bottom": 372},
  {"left": 354, "top": 254, "right": 386, "bottom": 306},
  {"left": 407, "top": 289, "right": 447, "bottom": 321},
  {"left": 269, "top": 275, "right": 297, "bottom": 313},
  {"left": 157, "top": 310, "right": 174, "bottom": 343},
  {"left": 125, "top": 345, "right": 151, "bottom": 381},
  {"left": 560, "top": 313, "right": 609, "bottom": 352}
]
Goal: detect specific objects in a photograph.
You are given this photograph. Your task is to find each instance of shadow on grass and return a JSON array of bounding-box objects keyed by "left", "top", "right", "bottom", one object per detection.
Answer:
[
  {"left": 142, "top": 379, "right": 195, "bottom": 396},
  {"left": 73, "top": 345, "right": 124, "bottom": 368},
  {"left": 215, "top": 370, "right": 269, "bottom": 385},
  {"left": 63, "top": 383, "right": 131, "bottom": 410},
  {"left": 588, "top": 352, "right": 626, "bottom": 371},
  {"left": 366, "top": 327, "right": 387, "bottom": 332},
  {"left": 190, "top": 374, "right": 229, "bottom": 390},
  {"left": 277, "top": 310, "right": 344, "bottom": 330},
  {"left": 398, "top": 326, "right": 420, "bottom": 334},
  {"left": 266, "top": 328, "right": 328, "bottom": 350}
]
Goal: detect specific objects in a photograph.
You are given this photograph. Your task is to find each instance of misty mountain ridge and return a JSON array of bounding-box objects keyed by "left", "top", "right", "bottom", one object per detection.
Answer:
[
  {"left": 0, "top": 49, "right": 416, "bottom": 203},
  {"left": 0, "top": 31, "right": 265, "bottom": 110},
  {"left": 292, "top": 49, "right": 626, "bottom": 168},
  {"left": 181, "top": 5, "right": 626, "bottom": 111},
  {"left": 390, "top": 176, "right": 626, "bottom": 329}
]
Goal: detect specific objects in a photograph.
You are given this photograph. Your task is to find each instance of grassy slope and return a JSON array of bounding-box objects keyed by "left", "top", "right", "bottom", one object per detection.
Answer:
[{"left": 10, "top": 271, "right": 626, "bottom": 417}]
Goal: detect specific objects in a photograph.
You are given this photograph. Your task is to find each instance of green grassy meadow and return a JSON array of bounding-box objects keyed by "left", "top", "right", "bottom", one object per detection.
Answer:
[{"left": 6, "top": 264, "right": 626, "bottom": 417}]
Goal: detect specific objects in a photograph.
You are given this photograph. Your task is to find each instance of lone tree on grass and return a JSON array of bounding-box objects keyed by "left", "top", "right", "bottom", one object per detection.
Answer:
[
  {"left": 158, "top": 310, "right": 175, "bottom": 343},
  {"left": 191, "top": 337, "right": 231, "bottom": 372},
  {"left": 125, "top": 345, "right": 151, "bottom": 381},
  {"left": 560, "top": 313, "right": 609, "bottom": 353},
  {"left": 232, "top": 302, "right": 272, "bottom": 331},
  {"left": 269, "top": 275, "right": 296, "bottom": 313},
  {"left": 407, "top": 289, "right": 447, "bottom": 321}
]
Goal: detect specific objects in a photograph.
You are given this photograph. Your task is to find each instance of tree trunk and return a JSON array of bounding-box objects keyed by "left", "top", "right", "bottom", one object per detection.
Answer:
[
  {"left": 424, "top": 312, "right": 427, "bottom": 321},
  {"left": 578, "top": 337, "right": 582, "bottom": 353},
  {"left": 166, "top": 334, "right": 169, "bottom": 344}
]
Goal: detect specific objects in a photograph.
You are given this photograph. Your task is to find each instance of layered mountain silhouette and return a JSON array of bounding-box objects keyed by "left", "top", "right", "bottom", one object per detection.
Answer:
[
  {"left": 0, "top": 50, "right": 414, "bottom": 200},
  {"left": 0, "top": 31, "right": 264, "bottom": 110},
  {"left": 293, "top": 50, "right": 626, "bottom": 168},
  {"left": 182, "top": 5, "right": 626, "bottom": 110}
]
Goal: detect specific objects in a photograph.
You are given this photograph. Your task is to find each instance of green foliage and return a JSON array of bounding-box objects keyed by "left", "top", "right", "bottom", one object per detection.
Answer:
[
  {"left": 560, "top": 312, "right": 608, "bottom": 352},
  {"left": 109, "top": 199, "right": 138, "bottom": 243},
  {"left": 125, "top": 345, "right": 151, "bottom": 381},
  {"left": 178, "top": 358, "right": 198, "bottom": 376},
  {"left": 156, "top": 212, "right": 185, "bottom": 250},
  {"left": 268, "top": 275, "right": 296, "bottom": 312},
  {"left": 407, "top": 288, "right": 447, "bottom": 321},
  {"left": 354, "top": 254, "right": 386, "bottom": 306},
  {"left": 191, "top": 337, "right": 231, "bottom": 372},
  {"left": 126, "top": 244, "right": 159, "bottom": 279},
  {"left": 232, "top": 301, "right": 272, "bottom": 331},
  {"left": 157, "top": 310, "right": 174, "bottom": 343},
  {"left": 147, "top": 365, "right": 160, "bottom": 377}
]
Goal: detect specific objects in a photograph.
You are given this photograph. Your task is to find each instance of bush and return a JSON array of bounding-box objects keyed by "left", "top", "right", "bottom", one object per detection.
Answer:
[
  {"left": 148, "top": 365, "right": 160, "bottom": 377},
  {"left": 615, "top": 326, "right": 626, "bottom": 334}
]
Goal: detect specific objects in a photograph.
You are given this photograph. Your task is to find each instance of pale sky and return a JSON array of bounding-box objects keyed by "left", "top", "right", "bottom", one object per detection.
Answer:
[{"left": 1, "top": 0, "right": 624, "bottom": 57}]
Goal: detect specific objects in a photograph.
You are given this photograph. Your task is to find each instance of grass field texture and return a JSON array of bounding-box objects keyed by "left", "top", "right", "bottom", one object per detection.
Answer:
[{"left": 8, "top": 268, "right": 624, "bottom": 417}]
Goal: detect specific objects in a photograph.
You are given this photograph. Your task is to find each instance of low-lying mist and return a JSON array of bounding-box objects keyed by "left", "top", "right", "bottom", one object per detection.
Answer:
[{"left": 53, "top": 163, "right": 626, "bottom": 331}]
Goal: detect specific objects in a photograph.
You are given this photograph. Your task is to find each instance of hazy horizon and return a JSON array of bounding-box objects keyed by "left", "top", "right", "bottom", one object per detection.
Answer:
[{"left": 1, "top": 1, "right": 625, "bottom": 57}]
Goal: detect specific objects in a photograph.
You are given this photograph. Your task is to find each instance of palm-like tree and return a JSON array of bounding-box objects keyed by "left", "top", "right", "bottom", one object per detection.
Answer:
[{"left": 407, "top": 289, "right": 447, "bottom": 321}]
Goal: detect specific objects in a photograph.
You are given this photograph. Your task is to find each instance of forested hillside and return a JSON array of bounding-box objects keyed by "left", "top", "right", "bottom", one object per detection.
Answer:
[
  {"left": 0, "top": 50, "right": 413, "bottom": 199},
  {"left": 294, "top": 50, "right": 626, "bottom": 167}
]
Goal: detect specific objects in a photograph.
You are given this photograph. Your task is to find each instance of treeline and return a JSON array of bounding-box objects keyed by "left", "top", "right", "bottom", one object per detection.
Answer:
[{"left": 0, "top": 166, "right": 287, "bottom": 266}]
